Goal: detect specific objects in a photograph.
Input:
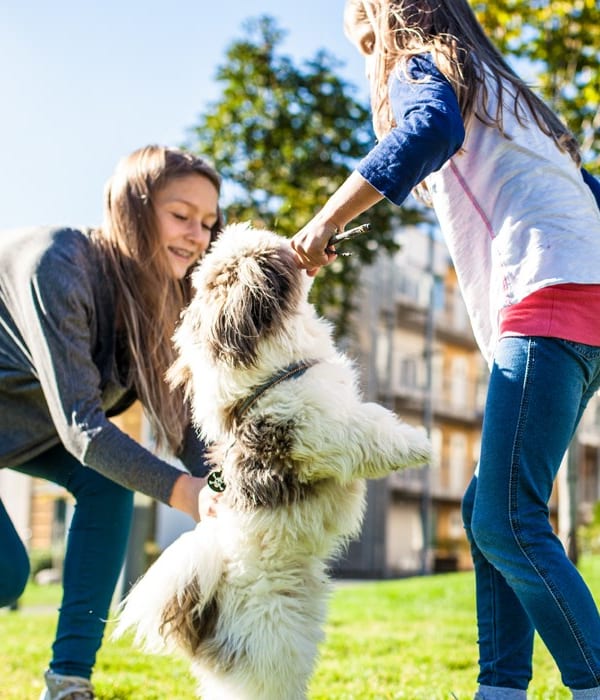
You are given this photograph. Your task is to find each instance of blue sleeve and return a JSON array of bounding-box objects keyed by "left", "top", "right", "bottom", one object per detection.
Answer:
[
  {"left": 357, "top": 54, "right": 465, "bottom": 206},
  {"left": 582, "top": 168, "right": 600, "bottom": 210}
]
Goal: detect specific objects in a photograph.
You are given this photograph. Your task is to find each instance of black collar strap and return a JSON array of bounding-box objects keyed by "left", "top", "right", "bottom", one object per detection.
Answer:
[{"left": 234, "top": 359, "right": 318, "bottom": 423}]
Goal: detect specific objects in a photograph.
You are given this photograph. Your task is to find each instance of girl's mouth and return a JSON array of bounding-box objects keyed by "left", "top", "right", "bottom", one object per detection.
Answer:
[{"left": 169, "top": 246, "right": 195, "bottom": 260}]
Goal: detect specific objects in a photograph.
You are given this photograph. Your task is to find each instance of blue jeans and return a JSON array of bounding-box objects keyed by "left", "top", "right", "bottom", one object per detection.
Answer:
[
  {"left": 0, "top": 444, "right": 133, "bottom": 679},
  {"left": 463, "top": 336, "right": 600, "bottom": 698}
]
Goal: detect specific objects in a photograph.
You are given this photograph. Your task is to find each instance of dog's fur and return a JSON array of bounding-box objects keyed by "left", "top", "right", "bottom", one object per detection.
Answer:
[{"left": 114, "top": 223, "right": 431, "bottom": 699}]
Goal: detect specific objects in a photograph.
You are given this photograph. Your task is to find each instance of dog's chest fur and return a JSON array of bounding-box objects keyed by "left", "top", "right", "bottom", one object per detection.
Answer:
[{"left": 210, "top": 414, "right": 316, "bottom": 511}]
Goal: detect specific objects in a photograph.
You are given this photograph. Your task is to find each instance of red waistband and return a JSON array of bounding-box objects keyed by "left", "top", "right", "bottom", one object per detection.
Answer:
[{"left": 499, "top": 284, "right": 600, "bottom": 346}]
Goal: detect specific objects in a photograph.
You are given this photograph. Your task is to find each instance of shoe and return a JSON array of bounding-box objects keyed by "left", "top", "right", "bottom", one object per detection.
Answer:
[{"left": 39, "top": 670, "right": 95, "bottom": 700}]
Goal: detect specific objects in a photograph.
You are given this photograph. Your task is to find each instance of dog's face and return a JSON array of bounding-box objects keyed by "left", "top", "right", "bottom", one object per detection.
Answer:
[{"left": 169, "top": 223, "right": 309, "bottom": 388}]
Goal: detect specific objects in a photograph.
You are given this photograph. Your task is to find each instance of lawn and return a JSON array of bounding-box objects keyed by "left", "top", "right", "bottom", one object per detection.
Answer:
[{"left": 3, "top": 559, "right": 599, "bottom": 699}]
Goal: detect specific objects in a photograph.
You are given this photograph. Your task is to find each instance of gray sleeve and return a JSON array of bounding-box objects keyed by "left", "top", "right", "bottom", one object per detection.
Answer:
[
  {"left": 84, "top": 423, "right": 190, "bottom": 503},
  {"left": 20, "top": 242, "right": 188, "bottom": 504}
]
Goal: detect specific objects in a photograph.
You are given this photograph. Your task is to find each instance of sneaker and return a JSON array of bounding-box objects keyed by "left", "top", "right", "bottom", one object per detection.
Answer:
[{"left": 39, "top": 670, "right": 95, "bottom": 700}]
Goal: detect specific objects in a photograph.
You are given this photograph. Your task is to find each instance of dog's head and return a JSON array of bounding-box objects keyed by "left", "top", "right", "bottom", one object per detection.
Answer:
[{"left": 169, "top": 222, "right": 308, "bottom": 388}]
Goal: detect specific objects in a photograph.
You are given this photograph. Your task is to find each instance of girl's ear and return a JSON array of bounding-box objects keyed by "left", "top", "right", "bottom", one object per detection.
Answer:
[
  {"left": 344, "top": 2, "right": 376, "bottom": 56},
  {"left": 359, "top": 30, "right": 376, "bottom": 56}
]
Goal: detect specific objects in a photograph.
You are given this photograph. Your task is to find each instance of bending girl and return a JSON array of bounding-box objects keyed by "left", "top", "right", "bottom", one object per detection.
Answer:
[
  {"left": 0, "top": 144, "right": 222, "bottom": 700},
  {"left": 292, "top": 2, "right": 600, "bottom": 697}
]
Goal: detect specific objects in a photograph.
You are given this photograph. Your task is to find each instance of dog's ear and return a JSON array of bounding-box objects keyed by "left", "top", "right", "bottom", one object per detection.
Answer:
[{"left": 204, "top": 242, "right": 303, "bottom": 367}]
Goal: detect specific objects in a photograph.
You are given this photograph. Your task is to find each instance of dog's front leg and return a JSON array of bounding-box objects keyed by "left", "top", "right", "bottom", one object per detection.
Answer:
[
  {"left": 293, "top": 401, "right": 430, "bottom": 482},
  {"left": 347, "top": 402, "right": 431, "bottom": 479}
]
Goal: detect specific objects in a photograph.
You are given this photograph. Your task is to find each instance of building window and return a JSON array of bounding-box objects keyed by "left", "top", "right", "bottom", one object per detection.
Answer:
[
  {"left": 449, "top": 433, "right": 467, "bottom": 494},
  {"left": 400, "top": 356, "right": 419, "bottom": 389},
  {"left": 450, "top": 356, "right": 469, "bottom": 409}
]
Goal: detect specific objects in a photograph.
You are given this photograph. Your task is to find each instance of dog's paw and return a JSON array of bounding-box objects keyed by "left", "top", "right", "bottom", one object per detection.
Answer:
[
  {"left": 395, "top": 424, "right": 431, "bottom": 468},
  {"left": 350, "top": 403, "right": 432, "bottom": 477}
]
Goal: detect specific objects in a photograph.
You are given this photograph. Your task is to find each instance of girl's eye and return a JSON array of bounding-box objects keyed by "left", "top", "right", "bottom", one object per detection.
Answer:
[{"left": 173, "top": 213, "right": 188, "bottom": 221}]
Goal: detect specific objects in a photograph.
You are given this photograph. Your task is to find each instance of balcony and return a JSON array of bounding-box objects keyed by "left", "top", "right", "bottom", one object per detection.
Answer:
[
  {"left": 378, "top": 378, "right": 485, "bottom": 427},
  {"left": 389, "top": 465, "right": 467, "bottom": 502}
]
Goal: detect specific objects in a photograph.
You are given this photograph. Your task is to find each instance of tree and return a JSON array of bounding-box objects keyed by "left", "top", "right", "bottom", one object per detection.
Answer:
[
  {"left": 472, "top": 0, "right": 600, "bottom": 171},
  {"left": 186, "top": 16, "right": 422, "bottom": 337}
]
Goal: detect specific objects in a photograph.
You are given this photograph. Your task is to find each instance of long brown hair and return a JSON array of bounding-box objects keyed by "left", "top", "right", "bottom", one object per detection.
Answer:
[
  {"left": 93, "top": 145, "right": 223, "bottom": 453},
  {"left": 344, "top": 0, "right": 581, "bottom": 165}
]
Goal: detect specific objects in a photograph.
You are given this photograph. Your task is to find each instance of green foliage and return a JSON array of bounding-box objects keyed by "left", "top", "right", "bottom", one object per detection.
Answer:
[
  {"left": 28, "top": 548, "right": 54, "bottom": 577},
  {"left": 471, "top": 0, "right": 600, "bottom": 171},
  {"left": 185, "top": 15, "right": 421, "bottom": 338},
  {"left": 578, "top": 501, "right": 600, "bottom": 555}
]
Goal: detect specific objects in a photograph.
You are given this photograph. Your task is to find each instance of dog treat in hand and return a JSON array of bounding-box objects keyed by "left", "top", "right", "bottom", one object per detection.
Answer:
[{"left": 326, "top": 222, "right": 371, "bottom": 255}]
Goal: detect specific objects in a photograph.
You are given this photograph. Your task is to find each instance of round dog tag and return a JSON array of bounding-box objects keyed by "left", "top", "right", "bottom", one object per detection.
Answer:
[{"left": 207, "top": 470, "right": 226, "bottom": 492}]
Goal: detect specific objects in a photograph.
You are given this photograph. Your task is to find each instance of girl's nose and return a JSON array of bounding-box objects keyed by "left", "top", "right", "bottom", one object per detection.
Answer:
[{"left": 186, "top": 221, "right": 209, "bottom": 244}]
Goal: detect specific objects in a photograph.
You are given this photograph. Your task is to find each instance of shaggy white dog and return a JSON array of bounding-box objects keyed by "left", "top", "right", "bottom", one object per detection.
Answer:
[{"left": 114, "top": 223, "right": 431, "bottom": 700}]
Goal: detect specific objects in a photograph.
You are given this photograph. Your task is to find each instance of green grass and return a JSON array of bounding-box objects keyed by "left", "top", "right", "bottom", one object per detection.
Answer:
[{"left": 4, "top": 560, "right": 600, "bottom": 699}]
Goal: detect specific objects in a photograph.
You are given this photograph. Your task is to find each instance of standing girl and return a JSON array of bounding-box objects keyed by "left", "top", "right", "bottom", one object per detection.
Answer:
[
  {"left": 0, "top": 144, "right": 222, "bottom": 700},
  {"left": 291, "top": 1, "right": 600, "bottom": 697}
]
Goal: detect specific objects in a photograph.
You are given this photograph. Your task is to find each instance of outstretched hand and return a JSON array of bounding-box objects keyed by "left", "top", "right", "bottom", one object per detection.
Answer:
[
  {"left": 169, "top": 473, "right": 220, "bottom": 522},
  {"left": 290, "top": 218, "right": 339, "bottom": 276},
  {"left": 198, "top": 482, "right": 222, "bottom": 520},
  {"left": 290, "top": 171, "right": 383, "bottom": 274}
]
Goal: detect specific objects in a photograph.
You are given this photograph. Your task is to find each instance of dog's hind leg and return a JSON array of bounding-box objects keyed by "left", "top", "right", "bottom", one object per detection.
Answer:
[
  {"left": 186, "top": 578, "right": 326, "bottom": 700},
  {"left": 160, "top": 578, "right": 220, "bottom": 657},
  {"left": 113, "top": 518, "right": 225, "bottom": 654}
]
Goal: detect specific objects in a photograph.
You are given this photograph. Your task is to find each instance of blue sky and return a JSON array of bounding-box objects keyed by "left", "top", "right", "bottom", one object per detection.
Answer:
[{"left": 0, "top": 1, "right": 367, "bottom": 230}]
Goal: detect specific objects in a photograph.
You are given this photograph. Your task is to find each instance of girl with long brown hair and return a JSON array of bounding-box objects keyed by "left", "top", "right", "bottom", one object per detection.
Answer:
[
  {"left": 292, "top": 1, "right": 600, "bottom": 697},
  {"left": 0, "top": 144, "right": 222, "bottom": 699}
]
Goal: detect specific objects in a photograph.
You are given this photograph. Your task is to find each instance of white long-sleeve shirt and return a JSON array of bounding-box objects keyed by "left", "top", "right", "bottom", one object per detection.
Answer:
[{"left": 358, "top": 54, "right": 600, "bottom": 365}]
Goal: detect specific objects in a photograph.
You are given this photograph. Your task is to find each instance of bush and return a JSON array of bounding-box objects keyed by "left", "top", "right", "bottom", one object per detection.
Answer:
[
  {"left": 578, "top": 501, "right": 600, "bottom": 556},
  {"left": 28, "top": 549, "right": 54, "bottom": 578}
]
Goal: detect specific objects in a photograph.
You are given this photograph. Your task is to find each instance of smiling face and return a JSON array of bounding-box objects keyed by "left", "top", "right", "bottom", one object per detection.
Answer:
[{"left": 154, "top": 173, "right": 220, "bottom": 279}]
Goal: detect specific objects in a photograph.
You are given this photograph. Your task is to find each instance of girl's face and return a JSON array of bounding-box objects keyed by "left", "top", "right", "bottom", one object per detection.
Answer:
[{"left": 153, "top": 173, "right": 219, "bottom": 279}]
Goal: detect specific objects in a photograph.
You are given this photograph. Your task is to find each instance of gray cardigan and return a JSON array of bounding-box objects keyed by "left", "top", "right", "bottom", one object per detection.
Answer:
[{"left": 0, "top": 226, "right": 208, "bottom": 504}]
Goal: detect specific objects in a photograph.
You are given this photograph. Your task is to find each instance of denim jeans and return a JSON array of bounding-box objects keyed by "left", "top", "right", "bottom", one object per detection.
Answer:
[
  {"left": 0, "top": 444, "right": 133, "bottom": 679},
  {"left": 463, "top": 336, "right": 600, "bottom": 698}
]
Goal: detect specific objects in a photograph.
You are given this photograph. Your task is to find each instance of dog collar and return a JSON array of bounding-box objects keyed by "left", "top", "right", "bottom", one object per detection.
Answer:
[
  {"left": 234, "top": 359, "right": 318, "bottom": 423},
  {"left": 207, "top": 360, "right": 318, "bottom": 493}
]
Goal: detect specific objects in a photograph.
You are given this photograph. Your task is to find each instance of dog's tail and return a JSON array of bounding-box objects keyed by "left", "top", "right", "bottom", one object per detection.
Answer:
[{"left": 112, "top": 519, "right": 224, "bottom": 656}]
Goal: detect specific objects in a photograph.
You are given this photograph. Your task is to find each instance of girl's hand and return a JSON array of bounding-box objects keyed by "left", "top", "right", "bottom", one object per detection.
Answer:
[
  {"left": 290, "top": 218, "right": 339, "bottom": 275},
  {"left": 198, "top": 483, "right": 222, "bottom": 519},
  {"left": 291, "top": 171, "right": 383, "bottom": 274},
  {"left": 168, "top": 473, "right": 206, "bottom": 521}
]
